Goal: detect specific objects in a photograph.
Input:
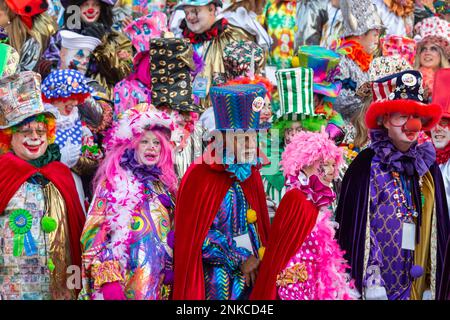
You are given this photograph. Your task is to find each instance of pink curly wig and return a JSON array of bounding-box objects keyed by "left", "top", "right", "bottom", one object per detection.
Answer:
[
  {"left": 93, "top": 127, "right": 178, "bottom": 194},
  {"left": 280, "top": 129, "right": 343, "bottom": 179}
]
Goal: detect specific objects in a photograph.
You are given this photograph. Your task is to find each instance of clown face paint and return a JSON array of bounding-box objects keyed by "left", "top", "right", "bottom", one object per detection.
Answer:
[
  {"left": 60, "top": 48, "right": 91, "bottom": 75},
  {"left": 136, "top": 130, "right": 161, "bottom": 166},
  {"left": 11, "top": 121, "right": 49, "bottom": 161},
  {"left": 80, "top": 0, "right": 101, "bottom": 24},
  {"left": 431, "top": 118, "right": 450, "bottom": 149},
  {"left": 318, "top": 159, "right": 337, "bottom": 185},
  {"left": 183, "top": 4, "right": 216, "bottom": 34},
  {"left": 383, "top": 113, "right": 422, "bottom": 152}
]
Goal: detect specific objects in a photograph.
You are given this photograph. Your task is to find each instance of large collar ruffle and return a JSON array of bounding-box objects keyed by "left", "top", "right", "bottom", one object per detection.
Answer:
[{"left": 370, "top": 129, "right": 436, "bottom": 177}]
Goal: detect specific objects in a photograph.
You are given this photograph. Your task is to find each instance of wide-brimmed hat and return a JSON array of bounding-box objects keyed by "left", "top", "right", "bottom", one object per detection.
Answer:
[
  {"left": 366, "top": 70, "right": 442, "bottom": 130},
  {"left": 174, "top": 0, "right": 222, "bottom": 10},
  {"left": 296, "top": 46, "right": 342, "bottom": 98},
  {"left": 0, "top": 71, "right": 56, "bottom": 129}
]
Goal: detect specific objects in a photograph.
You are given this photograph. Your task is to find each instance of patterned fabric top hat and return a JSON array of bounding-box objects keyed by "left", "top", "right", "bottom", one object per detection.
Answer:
[
  {"left": 60, "top": 30, "right": 102, "bottom": 52},
  {"left": 41, "top": 69, "right": 94, "bottom": 103},
  {"left": 174, "top": 0, "right": 223, "bottom": 10},
  {"left": 432, "top": 68, "right": 450, "bottom": 118},
  {"left": 340, "top": 0, "right": 383, "bottom": 38},
  {"left": 210, "top": 84, "right": 266, "bottom": 131},
  {"left": 366, "top": 70, "right": 442, "bottom": 130},
  {"left": 150, "top": 37, "right": 199, "bottom": 112},
  {"left": 414, "top": 16, "right": 450, "bottom": 59},
  {"left": 368, "top": 56, "right": 412, "bottom": 82},
  {"left": 297, "top": 45, "right": 342, "bottom": 98},
  {"left": 223, "top": 40, "right": 265, "bottom": 80},
  {"left": 124, "top": 11, "right": 168, "bottom": 54},
  {"left": 275, "top": 67, "right": 317, "bottom": 122},
  {"left": 0, "top": 43, "right": 19, "bottom": 78},
  {"left": 0, "top": 71, "right": 54, "bottom": 129},
  {"left": 5, "top": 0, "right": 49, "bottom": 29},
  {"left": 380, "top": 35, "right": 417, "bottom": 66}
]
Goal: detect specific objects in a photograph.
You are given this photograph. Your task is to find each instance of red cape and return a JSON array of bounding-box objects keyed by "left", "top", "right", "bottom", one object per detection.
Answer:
[
  {"left": 0, "top": 152, "right": 86, "bottom": 273},
  {"left": 173, "top": 162, "right": 271, "bottom": 300},
  {"left": 250, "top": 188, "right": 319, "bottom": 300}
]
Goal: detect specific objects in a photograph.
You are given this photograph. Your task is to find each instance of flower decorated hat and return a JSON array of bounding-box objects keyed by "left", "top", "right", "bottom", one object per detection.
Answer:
[
  {"left": 366, "top": 70, "right": 442, "bottom": 130},
  {"left": 0, "top": 71, "right": 55, "bottom": 129},
  {"left": 414, "top": 16, "right": 450, "bottom": 59},
  {"left": 296, "top": 46, "right": 342, "bottom": 98},
  {"left": 210, "top": 84, "right": 267, "bottom": 131},
  {"left": 41, "top": 69, "right": 94, "bottom": 104},
  {"left": 380, "top": 35, "right": 417, "bottom": 66}
]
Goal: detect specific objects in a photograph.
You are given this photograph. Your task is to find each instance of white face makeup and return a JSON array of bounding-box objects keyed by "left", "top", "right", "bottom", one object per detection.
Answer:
[
  {"left": 136, "top": 130, "right": 162, "bottom": 166},
  {"left": 183, "top": 4, "right": 216, "bottom": 34},
  {"left": 52, "top": 99, "right": 79, "bottom": 116},
  {"left": 431, "top": 119, "right": 450, "bottom": 149},
  {"left": 11, "top": 121, "right": 49, "bottom": 161},
  {"left": 80, "top": 0, "right": 101, "bottom": 24},
  {"left": 60, "top": 48, "right": 91, "bottom": 75}
]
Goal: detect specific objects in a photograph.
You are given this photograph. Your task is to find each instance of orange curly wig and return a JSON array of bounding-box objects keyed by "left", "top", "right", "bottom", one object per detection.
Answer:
[{"left": 223, "top": 75, "right": 274, "bottom": 99}]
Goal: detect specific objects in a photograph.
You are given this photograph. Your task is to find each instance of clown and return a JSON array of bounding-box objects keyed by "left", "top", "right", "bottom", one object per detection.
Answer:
[
  {"left": 41, "top": 69, "right": 106, "bottom": 203},
  {"left": 335, "top": 70, "right": 450, "bottom": 300},
  {"left": 252, "top": 130, "right": 359, "bottom": 300},
  {"left": 173, "top": 84, "right": 270, "bottom": 300},
  {"left": 79, "top": 105, "right": 178, "bottom": 300},
  {"left": 0, "top": 71, "right": 85, "bottom": 300}
]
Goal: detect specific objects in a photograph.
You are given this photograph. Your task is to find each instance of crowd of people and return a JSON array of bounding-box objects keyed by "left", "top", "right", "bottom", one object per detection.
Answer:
[{"left": 0, "top": 0, "right": 449, "bottom": 301}]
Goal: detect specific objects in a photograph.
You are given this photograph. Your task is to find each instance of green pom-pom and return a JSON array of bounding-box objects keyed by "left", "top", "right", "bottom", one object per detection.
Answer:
[
  {"left": 48, "top": 258, "right": 55, "bottom": 272},
  {"left": 41, "top": 216, "right": 57, "bottom": 233}
]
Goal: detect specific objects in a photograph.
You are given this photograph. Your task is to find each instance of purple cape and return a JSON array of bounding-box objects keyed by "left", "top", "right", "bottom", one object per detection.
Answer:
[{"left": 335, "top": 148, "right": 450, "bottom": 300}]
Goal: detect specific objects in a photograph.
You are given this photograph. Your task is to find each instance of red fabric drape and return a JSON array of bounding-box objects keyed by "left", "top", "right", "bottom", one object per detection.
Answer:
[
  {"left": 0, "top": 153, "right": 86, "bottom": 274},
  {"left": 173, "top": 162, "right": 270, "bottom": 300},
  {"left": 250, "top": 188, "right": 319, "bottom": 300}
]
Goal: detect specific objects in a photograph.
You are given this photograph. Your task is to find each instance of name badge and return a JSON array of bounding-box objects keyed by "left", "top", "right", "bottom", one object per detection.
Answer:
[
  {"left": 233, "top": 233, "right": 253, "bottom": 252},
  {"left": 401, "top": 222, "right": 416, "bottom": 251},
  {"left": 192, "top": 76, "right": 208, "bottom": 98}
]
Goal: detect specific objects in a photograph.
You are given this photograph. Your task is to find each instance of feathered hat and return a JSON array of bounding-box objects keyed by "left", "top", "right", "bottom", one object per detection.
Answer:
[
  {"left": 365, "top": 70, "right": 442, "bottom": 130},
  {"left": 340, "top": 0, "right": 384, "bottom": 38},
  {"left": 104, "top": 103, "right": 180, "bottom": 152},
  {"left": 280, "top": 129, "right": 343, "bottom": 179}
]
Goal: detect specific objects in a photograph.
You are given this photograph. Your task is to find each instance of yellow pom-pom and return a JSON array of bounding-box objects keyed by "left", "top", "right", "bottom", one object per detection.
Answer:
[
  {"left": 246, "top": 209, "right": 257, "bottom": 224},
  {"left": 291, "top": 56, "right": 300, "bottom": 68},
  {"left": 258, "top": 247, "right": 266, "bottom": 260},
  {"left": 348, "top": 143, "right": 354, "bottom": 150}
]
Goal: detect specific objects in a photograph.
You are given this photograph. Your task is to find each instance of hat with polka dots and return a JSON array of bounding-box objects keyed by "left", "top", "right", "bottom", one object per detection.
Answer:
[{"left": 41, "top": 69, "right": 93, "bottom": 103}]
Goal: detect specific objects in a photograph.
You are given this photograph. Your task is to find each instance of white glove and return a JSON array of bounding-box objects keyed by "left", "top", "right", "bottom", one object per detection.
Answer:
[
  {"left": 60, "top": 138, "right": 81, "bottom": 168},
  {"left": 364, "top": 285, "right": 388, "bottom": 300}
]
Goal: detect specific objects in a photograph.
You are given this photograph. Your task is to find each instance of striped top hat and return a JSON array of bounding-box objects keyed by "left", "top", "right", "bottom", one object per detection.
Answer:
[
  {"left": 210, "top": 84, "right": 267, "bottom": 131},
  {"left": 275, "top": 67, "right": 317, "bottom": 121}
]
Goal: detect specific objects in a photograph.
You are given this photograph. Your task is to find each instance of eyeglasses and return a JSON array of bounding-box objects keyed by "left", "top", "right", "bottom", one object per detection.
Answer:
[
  {"left": 387, "top": 114, "right": 423, "bottom": 127},
  {"left": 420, "top": 45, "right": 440, "bottom": 54},
  {"left": 16, "top": 128, "right": 48, "bottom": 137}
]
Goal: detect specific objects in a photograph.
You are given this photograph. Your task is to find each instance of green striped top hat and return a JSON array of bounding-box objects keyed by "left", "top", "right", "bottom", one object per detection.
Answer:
[{"left": 275, "top": 67, "right": 318, "bottom": 121}]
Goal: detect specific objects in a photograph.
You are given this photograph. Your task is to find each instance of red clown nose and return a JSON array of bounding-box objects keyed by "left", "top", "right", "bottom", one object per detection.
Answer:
[{"left": 403, "top": 118, "right": 422, "bottom": 132}]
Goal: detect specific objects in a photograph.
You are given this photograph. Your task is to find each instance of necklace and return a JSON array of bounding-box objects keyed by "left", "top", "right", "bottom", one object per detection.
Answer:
[{"left": 391, "top": 172, "right": 418, "bottom": 221}]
